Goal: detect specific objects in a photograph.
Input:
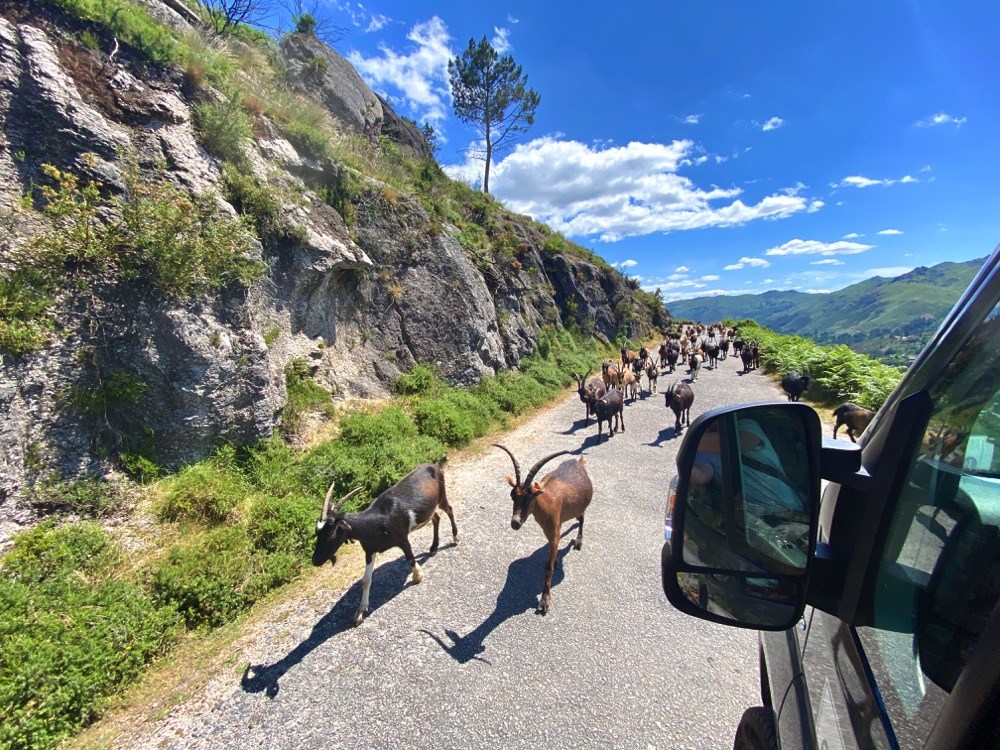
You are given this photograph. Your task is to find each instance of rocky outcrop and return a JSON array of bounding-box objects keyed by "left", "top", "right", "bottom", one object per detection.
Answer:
[
  {"left": 0, "top": 5, "right": 663, "bottom": 539},
  {"left": 278, "top": 33, "right": 432, "bottom": 160}
]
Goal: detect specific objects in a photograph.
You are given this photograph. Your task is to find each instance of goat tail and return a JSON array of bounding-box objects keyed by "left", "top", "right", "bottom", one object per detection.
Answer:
[{"left": 437, "top": 456, "right": 448, "bottom": 470}]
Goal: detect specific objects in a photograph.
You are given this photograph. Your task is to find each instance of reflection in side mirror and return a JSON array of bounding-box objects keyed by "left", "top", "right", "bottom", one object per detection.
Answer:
[{"left": 662, "top": 404, "right": 821, "bottom": 630}]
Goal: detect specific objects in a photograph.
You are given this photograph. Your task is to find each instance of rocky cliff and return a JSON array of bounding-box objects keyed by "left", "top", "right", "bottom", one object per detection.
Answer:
[{"left": 0, "top": 0, "right": 665, "bottom": 537}]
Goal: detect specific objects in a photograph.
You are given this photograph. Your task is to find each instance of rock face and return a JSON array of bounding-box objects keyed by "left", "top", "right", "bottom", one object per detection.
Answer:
[
  {"left": 278, "top": 34, "right": 432, "bottom": 160},
  {"left": 0, "top": 6, "right": 663, "bottom": 539}
]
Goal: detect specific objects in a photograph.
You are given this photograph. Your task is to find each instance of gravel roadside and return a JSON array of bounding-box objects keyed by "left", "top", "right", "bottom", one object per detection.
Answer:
[{"left": 105, "top": 359, "right": 790, "bottom": 750}]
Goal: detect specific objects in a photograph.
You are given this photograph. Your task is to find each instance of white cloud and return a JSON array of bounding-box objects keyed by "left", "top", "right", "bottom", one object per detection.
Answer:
[
  {"left": 364, "top": 14, "right": 391, "bottom": 33},
  {"left": 765, "top": 239, "right": 875, "bottom": 256},
  {"left": 492, "top": 26, "right": 512, "bottom": 53},
  {"left": 761, "top": 116, "right": 783, "bottom": 131},
  {"left": 842, "top": 232, "right": 861, "bottom": 239},
  {"left": 916, "top": 112, "right": 967, "bottom": 128},
  {"left": 834, "top": 174, "right": 919, "bottom": 189},
  {"left": 701, "top": 274, "right": 720, "bottom": 281},
  {"left": 811, "top": 259, "right": 844, "bottom": 266},
  {"left": 807, "top": 200, "right": 825, "bottom": 213},
  {"left": 877, "top": 229, "right": 903, "bottom": 235},
  {"left": 675, "top": 266, "right": 689, "bottom": 273},
  {"left": 507, "top": 14, "right": 520, "bottom": 23},
  {"left": 724, "top": 257, "right": 771, "bottom": 270},
  {"left": 920, "top": 165, "right": 932, "bottom": 172},
  {"left": 865, "top": 266, "right": 914, "bottom": 278},
  {"left": 347, "top": 16, "right": 453, "bottom": 125},
  {"left": 667, "top": 272, "right": 688, "bottom": 281},
  {"left": 446, "top": 137, "right": 816, "bottom": 242},
  {"left": 681, "top": 114, "right": 701, "bottom": 125},
  {"left": 616, "top": 259, "right": 638, "bottom": 269}
]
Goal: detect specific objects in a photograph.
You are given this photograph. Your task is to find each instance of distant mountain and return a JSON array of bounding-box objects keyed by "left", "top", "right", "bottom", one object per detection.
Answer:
[{"left": 667, "top": 258, "right": 986, "bottom": 366}]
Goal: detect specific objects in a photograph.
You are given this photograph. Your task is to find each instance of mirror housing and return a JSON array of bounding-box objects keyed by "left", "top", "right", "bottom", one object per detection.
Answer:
[{"left": 661, "top": 402, "right": 823, "bottom": 630}]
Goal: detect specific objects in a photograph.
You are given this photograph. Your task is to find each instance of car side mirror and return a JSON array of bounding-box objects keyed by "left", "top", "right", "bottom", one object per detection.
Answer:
[{"left": 661, "top": 403, "right": 823, "bottom": 630}]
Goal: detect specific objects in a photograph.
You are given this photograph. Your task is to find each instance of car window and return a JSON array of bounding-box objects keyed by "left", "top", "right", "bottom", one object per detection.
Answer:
[{"left": 857, "top": 306, "right": 1000, "bottom": 748}]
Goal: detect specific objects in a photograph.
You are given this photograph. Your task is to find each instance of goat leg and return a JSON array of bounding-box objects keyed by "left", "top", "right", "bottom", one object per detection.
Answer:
[
  {"left": 442, "top": 500, "right": 460, "bottom": 544},
  {"left": 429, "top": 512, "right": 441, "bottom": 555},
  {"left": 399, "top": 538, "right": 423, "bottom": 584},
  {"left": 573, "top": 515, "right": 585, "bottom": 551},
  {"left": 355, "top": 552, "right": 377, "bottom": 626},
  {"left": 539, "top": 536, "right": 560, "bottom": 615}
]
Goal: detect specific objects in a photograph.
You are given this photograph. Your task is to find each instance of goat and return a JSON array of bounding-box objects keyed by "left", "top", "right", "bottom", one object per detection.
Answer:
[
  {"left": 621, "top": 347, "right": 639, "bottom": 371},
  {"left": 689, "top": 351, "right": 702, "bottom": 382},
  {"left": 719, "top": 338, "right": 730, "bottom": 360},
  {"left": 601, "top": 359, "right": 621, "bottom": 390},
  {"left": 493, "top": 445, "right": 593, "bottom": 615},
  {"left": 572, "top": 369, "right": 606, "bottom": 425},
  {"left": 592, "top": 387, "right": 624, "bottom": 443},
  {"left": 704, "top": 344, "right": 720, "bottom": 369},
  {"left": 645, "top": 358, "right": 659, "bottom": 395},
  {"left": 832, "top": 403, "right": 875, "bottom": 443},
  {"left": 658, "top": 341, "right": 669, "bottom": 368},
  {"left": 781, "top": 370, "right": 810, "bottom": 402},
  {"left": 665, "top": 346, "right": 679, "bottom": 374},
  {"left": 312, "top": 460, "right": 459, "bottom": 626},
  {"left": 663, "top": 381, "right": 694, "bottom": 435},
  {"left": 622, "top": 364, "right": 639, "bottom": 401}
]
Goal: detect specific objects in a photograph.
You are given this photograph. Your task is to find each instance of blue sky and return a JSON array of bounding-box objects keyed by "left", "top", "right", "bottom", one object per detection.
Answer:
[{"left": 321, "top": 0, "right": 1000, "bottom": 302}]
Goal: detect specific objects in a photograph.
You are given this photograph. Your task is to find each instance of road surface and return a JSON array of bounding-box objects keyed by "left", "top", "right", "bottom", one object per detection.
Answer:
[{"left": 119, "top": 359, "right": 788, "bottom": 750}]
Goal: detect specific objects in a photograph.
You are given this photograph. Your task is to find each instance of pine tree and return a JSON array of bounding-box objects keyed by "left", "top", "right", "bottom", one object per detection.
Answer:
[{"left": 447, "top": 37, "right": 540, "bottom": 194}]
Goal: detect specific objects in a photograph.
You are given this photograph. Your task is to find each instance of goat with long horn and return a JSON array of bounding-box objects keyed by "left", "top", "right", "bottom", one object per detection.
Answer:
[
  {"left": 493, "top": 445, "right": 593, "bottom": 615},
  {"left": 312, "top": 459, "right": 459, "bottom": 626}
]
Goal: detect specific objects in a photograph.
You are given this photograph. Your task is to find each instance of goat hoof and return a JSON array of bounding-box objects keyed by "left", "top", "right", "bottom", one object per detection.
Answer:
[
  {"left": 573, "top": 539, "right": 583, "bottom": 551},
  {"left": 411, "top": 565, "right": 424, "bottom": 584},
  {"left": 537, "top": 600, "right": 549, "bottom": 615},
  {"left": 453, "top": 533, "right": 460, "bottom": 545},
  {"left": 353, "top": 610, "right": 365, "bottom": 626}
]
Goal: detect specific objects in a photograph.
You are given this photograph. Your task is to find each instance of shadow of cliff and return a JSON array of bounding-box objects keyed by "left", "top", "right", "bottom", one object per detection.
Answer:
[
  {"left": 240, "top": 550, "right": 439, "bottom": 698},
  {"left": 421, "top": 539, "right": 575, "bottom": 664}
]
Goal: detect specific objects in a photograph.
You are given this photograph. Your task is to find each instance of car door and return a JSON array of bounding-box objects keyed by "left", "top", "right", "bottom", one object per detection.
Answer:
[{"left": 803, "top": 293, "right": 1000, "bottom": 750}]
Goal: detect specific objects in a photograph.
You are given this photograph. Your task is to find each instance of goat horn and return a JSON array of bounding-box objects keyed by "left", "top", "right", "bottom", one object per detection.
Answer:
[
  {"left": 492, "top": 444, "right": 521, "bottom": 487},
  {"left": 524, "top": 450, "right": 572, "bottom": 489},
  {"left": 321, "top": 483, "right": 363, "bottom": 522}
]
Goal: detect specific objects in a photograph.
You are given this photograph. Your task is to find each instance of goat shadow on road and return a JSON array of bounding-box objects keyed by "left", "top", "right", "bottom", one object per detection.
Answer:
[
  {"left": 420, "top": 537, "right": 576, "bottom": 665},
  {"left": 240, "top": 547, "right": 450, "bottom": 699},
  {"left": 649, "top": 426, "right": 682, "bottom": 447}
]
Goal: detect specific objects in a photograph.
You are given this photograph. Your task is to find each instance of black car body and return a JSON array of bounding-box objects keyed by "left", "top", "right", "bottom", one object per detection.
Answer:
[{"left": 662, "top": 249, "right": 1000, "bottom": 749}]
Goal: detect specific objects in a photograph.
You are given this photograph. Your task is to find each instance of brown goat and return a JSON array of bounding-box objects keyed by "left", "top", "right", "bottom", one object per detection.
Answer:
[
  {"left": 601, "top": 359, "right": 622, "bottom": 390},
  {"left": 493, "top": 445, "right": 593, "bottom": 615},
  {"left": 572, "top": 369, "right": 606, "bottom": 425},
  {"left": 832, "top": 403, "right": 875, "bottom": 443}
]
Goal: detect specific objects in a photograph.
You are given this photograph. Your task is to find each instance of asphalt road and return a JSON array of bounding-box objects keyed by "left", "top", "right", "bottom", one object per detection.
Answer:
[{"left": 127, "top": 358, "right": 787, "bottom": 750}]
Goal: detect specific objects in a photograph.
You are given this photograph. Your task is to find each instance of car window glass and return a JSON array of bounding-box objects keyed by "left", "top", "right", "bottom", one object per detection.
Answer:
[{"left": 858, "top": 305, "right": 1000, "bottom": 749}]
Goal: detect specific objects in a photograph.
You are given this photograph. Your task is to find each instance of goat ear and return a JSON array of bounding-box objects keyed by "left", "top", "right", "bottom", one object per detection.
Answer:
[
  {"left": 531, "top": 481, "right": 542, "bottom": 494},
  {"left": 505, "top": 474, "right": 517, "bottom": 488}
]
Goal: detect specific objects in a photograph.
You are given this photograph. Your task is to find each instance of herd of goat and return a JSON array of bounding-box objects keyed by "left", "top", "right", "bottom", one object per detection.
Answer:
[{"left": 312, "top": 324, "right": 877, "bottom": 625}]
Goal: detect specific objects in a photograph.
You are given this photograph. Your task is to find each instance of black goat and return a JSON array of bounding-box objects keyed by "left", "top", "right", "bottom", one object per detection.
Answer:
[
  {"left": 832, "top": 403, "right": 875, "bottom": 442},
  {"left": 665, "top": 346, "right": 679, "bottom": 374},
  {"left": 572, "top": 369, "right": 606, "bottom": 425},
  {"left": 593, "top": 387, "right": 624, "bottom": 443},
  {"left": 663, "top": 381, "right": 695, "bottom": 435},
  {"left": 781, "top": 371, "right": 810, "bottom": 402},
  {"left": 312, "top": 460, "right": 459, "bottom": 625}
]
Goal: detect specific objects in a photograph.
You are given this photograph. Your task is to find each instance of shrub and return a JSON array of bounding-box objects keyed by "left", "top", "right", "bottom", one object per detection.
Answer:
[
  {"left": 156, "top": 457, "right": 248, "bottom": 525},
  {"left": 151, "top": 525, "right": 296, "bottom": 629},
  {"left": 391, "top": 363, "right": 441, "bottom": 396},
  {"left": 0, "top": 523, "right": 181, "bottom": 750},
  {"left": 193, "top": 100, "right": 253, "bottom": 164},
  {"left": 247, "top": 492, "right": 316, "bottom": 555},
  {"left": 282, "top": 358, "right": 331, "bottom": 435},
  {"left": 414, "top": 392, "right": 492, "bottom": 447}
]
